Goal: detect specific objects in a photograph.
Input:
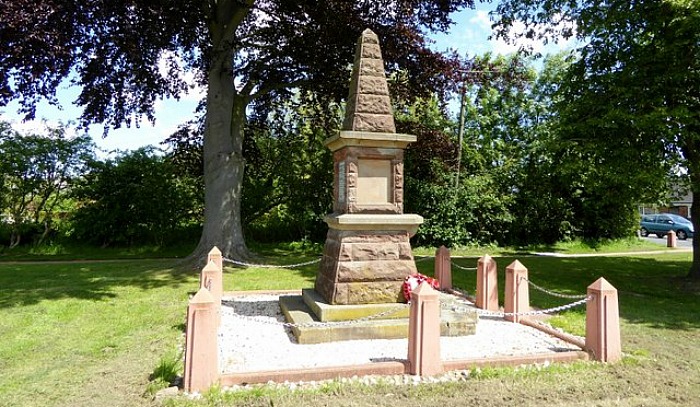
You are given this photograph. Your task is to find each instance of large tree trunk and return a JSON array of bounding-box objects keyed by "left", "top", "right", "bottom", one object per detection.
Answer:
[
  {"left": 689, "top": 186, "right": 700, "bottom": 280},
  {"left": 186, "top": 55, "right": 251, "bottom": 266},
  {"left": 683, "top": 135, "right": 700, "bottom": 280}
]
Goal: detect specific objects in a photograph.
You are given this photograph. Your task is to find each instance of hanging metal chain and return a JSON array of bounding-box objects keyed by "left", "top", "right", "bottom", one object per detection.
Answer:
[
  {"left": 441, "top": 295, "right": 590, "bottom": 317},
  {"left": 223, "top": 301, "right": 409, "bottom": 329},
  {"left": 222, "top": 257, "right": 322, "bottom": 269},
  {"left": 521, "top": 277, "right": 588, "bottom": 299},
  {"left": 475, "top": 296, "right": 591, "bottom": 318},
  {"left": 451, "top": 261, "right": 477, "bottom": 271},
  {"left": 223, "top": 254, "right": 435, "bottom": 268}
]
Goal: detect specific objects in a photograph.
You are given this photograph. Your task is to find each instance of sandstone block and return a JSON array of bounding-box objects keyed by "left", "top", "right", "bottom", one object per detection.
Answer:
[
  {"left": 355, "top": 94, "right": 392, "bottom": 114},
  {"left": 339, "top": 231, "right": 408, "bottom": 244},
  {"left": 348, "top": 113, "right": 396, "bottom": 133},
  {"left": 394, "top": 188, "right": 403, "bottom": 204},
  {"left": 398, "top": 242, "right": 413, "bottom": 260},
  {"left": 357, "top": 76, "right": 389, "bottom": 95},
  {"left": 360, "top": 29, "right": 379, "bottom": 44},
  {"left": 348, "top": 203, "right": 401, "bottom": 214},
  {"left": 359, "top": 59, "right": 385, "bottom": 76},
  {"left": 338, "top": 243, "right": 353, "bottom": 261},
  {"left": 314, "top": 274, "right": 336, "bottom": 302},
  {"left": 347, "top": 172, "right": 357, "bottom": 187},
  {"left": 350, "top": 243, "right": 400, "bottom": 261},
  {"left": 360, "top": 43, "right": 382, "bottom": 59},
  {"left": 337, "top": 260, "right": 414, "bottom": 282},
  {"left": 334, "top": 281, "right": 405, "bottom": 304}
]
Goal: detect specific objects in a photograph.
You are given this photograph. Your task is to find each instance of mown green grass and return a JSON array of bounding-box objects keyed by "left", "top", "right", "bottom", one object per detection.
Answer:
[
  {"left": 413, "top": 236, "right": 673, "bottom": 257},
  {"left": 0, "top": 241, "right": 196, "bottom": 261},
  {"left": 1, "top": 242, "right": 699, "bottom": 407},
  {"left": 0, "top": 260, "right": 197, "bottom": 407}
]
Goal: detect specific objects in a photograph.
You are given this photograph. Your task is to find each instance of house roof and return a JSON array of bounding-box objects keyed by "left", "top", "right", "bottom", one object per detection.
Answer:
[{"left": 671, "top": 191, "right": 693, "bottom": 205}]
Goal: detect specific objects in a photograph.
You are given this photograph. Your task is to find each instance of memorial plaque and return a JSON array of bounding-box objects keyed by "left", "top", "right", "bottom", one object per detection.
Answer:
[{"left": 357, "top": 159, "right": 391, "bottom": 205}]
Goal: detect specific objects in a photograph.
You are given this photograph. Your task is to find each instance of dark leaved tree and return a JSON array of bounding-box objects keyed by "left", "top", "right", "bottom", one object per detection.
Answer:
[{"left": 0, "top": 0, "right": 474, "bottom": 263}]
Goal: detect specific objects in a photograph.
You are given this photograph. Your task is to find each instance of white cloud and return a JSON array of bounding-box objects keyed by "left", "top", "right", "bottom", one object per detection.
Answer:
[
  {"left": 469, "top": 10, "right": 491, "bottom": 30},
  {"left": 488, "top": 12, "right": 578, "bottom": 56},
  {"left": 433, "top": 7, "right": 578, "bottom": 57}
]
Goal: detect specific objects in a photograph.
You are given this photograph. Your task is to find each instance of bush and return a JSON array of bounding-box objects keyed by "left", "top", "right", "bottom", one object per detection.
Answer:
[
  {"left": 407, "top": 175, "right": 512, "bottom": 248},
  {"left": 70, "top": 148, "right": 201, "bottom": 247}
]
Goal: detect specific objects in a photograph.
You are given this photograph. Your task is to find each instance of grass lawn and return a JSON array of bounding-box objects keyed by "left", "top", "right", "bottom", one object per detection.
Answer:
[{"left": 1, "top": 244, "right": 699, "bottom": 406}]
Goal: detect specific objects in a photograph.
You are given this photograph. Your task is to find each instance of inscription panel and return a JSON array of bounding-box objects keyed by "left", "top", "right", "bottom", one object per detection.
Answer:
[
  {"left": 338, "top": 162, "right": 346, "bottom": 203},
  {"left": 356, "top": 159, "right": 391, "bottom": 204}
]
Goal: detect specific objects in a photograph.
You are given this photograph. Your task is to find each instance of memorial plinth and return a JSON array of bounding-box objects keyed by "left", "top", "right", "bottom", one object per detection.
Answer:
[
  {"left": 281, "top": 29, "right": 475, "bottom": 343},
  {"left": 313, "top": 28, "right": 423, "bottom": 306}
]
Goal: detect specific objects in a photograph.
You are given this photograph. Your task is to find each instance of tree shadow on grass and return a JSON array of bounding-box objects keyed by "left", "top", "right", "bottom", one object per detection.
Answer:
[{"left": 0, "top": 259, "right": 196, "bottom": 309}]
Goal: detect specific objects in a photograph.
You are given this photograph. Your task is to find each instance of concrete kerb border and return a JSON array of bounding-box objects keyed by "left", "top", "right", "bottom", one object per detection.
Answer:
[{"left": 219, "top": 352, "right": 588, "bottom": 386}]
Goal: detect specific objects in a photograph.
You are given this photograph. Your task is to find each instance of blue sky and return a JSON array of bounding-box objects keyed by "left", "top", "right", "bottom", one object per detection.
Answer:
[{"left": 0, "top": 4, "right": 574, "bottom": 154}]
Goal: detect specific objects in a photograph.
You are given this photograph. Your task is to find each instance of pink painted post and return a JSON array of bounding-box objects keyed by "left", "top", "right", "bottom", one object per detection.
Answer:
[
  {"left": 407, "top": 282, "right": 442, "bottom": 376},
  {"left": 200, "top": 261, "right": 222, "bottom": 327},
  {"left": 585, "top": 278, "right": 621, "bottom": 362},
  {"left": 667, "top": 230, "right": 677, "bottom": 248},
  {"left": 504, "top": 260, "right": 529, "bottom": 323},
  {"left": 207, "top": 246, "right": 223, "bottom": 271},
  {"left": 207, "top": 247, "right": 223, "bottom": 326},
  {"left": 184, "top": 288, "right": 219, "bottom": 392},
  {"left": 476, "top": 254, "right": 499, "bottom": 311},
  {"left": 434, "top": 245, "right": 452, "bottom": 290}
]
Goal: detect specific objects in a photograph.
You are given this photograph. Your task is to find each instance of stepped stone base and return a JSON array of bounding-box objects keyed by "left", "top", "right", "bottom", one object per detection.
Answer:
[
  {"left": 315, "top": 228, "right": 419, "bottom": 305},
  {"left": 279, "top": 290, "right": 478, "bottom": 344},
  {"left": 302, "top": 289, "right": 409, "bottom": 321}
]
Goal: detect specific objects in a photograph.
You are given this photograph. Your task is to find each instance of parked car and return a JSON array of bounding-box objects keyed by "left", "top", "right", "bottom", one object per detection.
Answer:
[{"left": 640, "top": 213, "right": 694, "bottom": 240}]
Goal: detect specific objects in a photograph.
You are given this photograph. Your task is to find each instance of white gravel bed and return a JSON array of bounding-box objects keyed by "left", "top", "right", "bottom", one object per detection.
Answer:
[{"left": 219, "top": 293, "right": 580, "bottom": 374}]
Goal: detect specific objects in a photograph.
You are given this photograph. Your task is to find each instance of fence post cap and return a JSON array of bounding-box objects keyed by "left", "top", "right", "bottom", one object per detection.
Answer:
[
  {"left": 202, "top": 260, "right": 219, "bottom": 273},
  {"left": 588, "top": 277, "right": 617, "bottom": 292},
  {"left": 190, "top": 287, "right": 215, "bottom": 304},
  {"left": 506, "top": 259, "right": 527, "bottom": 271},
  {"left": 412, "top": 281, "right": 439, "bottom": 299},
  {"left": 436, "top": 245, "right": 449, "bottom": 254},
  {"left": 208, "top": 246, "right": 222, "bottom": 256},
  {"left": 478, "top": 254, "right": 493, "bottom": 262}
]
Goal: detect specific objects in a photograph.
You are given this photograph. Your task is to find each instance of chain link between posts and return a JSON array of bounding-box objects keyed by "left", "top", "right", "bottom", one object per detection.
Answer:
[
  {"left": 222, "top": 257, "right": 322, "bottom": 269},
  {"left": 451, "top": 260, "right": 477, "bottom": 271},
  {"left": 443, "top": 296, "right": 591, "bottom": 318},
  {"left": 520, "top": 277, "right": 588, "bottom": 300},
  {"left": 218, "top": 252, "right": 589, "bottom": 324}
]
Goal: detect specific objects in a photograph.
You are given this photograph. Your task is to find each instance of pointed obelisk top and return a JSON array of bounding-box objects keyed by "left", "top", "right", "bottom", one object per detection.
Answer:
[{"left": 341, "top": 29, "right": 396, "bottom": 133}]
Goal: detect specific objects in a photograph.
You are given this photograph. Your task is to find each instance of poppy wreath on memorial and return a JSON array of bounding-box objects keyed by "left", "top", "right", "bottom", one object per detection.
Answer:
[{"left": 402, "top": 273, "right": 439, "bottom": 302}]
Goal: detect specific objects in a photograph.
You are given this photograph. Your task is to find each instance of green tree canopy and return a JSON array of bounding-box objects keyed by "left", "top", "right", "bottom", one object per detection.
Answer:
[
  {"left": 493, "top": 0, "right": 700, "bottom": 278},
  {"left": 0, "top": 121, "right": 95, "bottom": 247}
]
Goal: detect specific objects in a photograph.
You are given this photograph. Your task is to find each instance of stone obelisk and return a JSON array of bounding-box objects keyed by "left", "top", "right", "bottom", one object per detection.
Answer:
[{"left": 314, "top": 29, "right": 423, "bottom": 305}]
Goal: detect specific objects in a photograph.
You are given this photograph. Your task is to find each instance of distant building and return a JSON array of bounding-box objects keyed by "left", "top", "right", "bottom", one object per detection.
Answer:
[
  {"left": 668, "top": 191, "right": 693, "bottom": 218},
  {"left": 639, "top": 191, "right": 693, "bottom": 219}
]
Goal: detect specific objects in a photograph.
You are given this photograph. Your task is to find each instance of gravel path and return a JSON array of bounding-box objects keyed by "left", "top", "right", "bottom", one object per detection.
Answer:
[{"left": 218, "top": 293, "right": 581, "bottom": 374}]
